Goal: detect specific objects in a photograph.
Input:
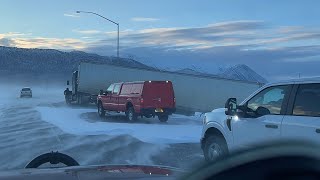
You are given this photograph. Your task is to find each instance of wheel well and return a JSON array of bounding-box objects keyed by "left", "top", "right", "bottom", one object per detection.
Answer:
[
  {"left": 126, "top": 102, "right": 133, "bottom": 110},
  {"left": 205, "top": 127, "right": 225, "bottom": 140}
]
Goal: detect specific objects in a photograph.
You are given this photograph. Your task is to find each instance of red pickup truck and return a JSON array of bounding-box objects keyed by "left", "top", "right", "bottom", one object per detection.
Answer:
[{"left": 97, "top": 81, "right": 176, "bottom": 122}]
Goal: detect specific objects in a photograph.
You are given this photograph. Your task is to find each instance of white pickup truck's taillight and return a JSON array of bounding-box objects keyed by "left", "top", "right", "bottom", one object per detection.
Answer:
[{"left": 140, "top": 98, "right": 144, "bottom": 104}]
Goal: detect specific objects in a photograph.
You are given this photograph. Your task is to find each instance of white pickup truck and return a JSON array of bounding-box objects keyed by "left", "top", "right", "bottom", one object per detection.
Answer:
[{"left": 201, "top": 77, "right": 320, "bottom": 162}]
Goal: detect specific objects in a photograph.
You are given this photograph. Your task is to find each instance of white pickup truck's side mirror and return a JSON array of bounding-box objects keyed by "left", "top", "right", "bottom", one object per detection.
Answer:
[{"left": 225, "top": 98, "right": 237, "bottom": 116}]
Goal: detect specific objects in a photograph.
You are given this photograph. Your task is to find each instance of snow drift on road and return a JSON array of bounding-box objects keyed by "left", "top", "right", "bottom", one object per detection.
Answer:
[{"left": 37, "top": 107, "right": 202, "bottom": 144}]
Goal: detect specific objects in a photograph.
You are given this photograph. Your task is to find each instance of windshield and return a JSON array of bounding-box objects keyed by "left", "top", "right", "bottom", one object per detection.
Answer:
[
  {"left": 0, "top": 0, "right": 319, "bottom": 178},
  {"left": 22, "top": 88, "right": 31, "bottom": 91}
]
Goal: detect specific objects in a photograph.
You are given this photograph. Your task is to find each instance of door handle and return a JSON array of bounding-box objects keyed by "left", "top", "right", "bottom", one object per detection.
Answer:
[
  {"left": 265, "top": 124, "right": 278, "bottom": 129},
  {"left": 316, "top": 129, "right": 320, "bottom": 134}
]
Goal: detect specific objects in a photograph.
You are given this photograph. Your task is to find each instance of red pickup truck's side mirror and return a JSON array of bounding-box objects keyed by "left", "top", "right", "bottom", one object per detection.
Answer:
[{"left": 99, "top": 90, "right": 105, "bottom": 95}]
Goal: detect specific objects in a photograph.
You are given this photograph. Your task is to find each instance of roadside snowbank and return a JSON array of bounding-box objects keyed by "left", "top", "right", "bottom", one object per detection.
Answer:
[{"left": 37, "top": 107, "right": 202, "bottom": 144}]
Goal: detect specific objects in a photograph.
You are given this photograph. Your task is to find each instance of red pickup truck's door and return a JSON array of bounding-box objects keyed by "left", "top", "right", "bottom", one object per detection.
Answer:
[
  {"left": 118, "top": 83, "right": 132, "bottom": 112},
  {"left": 110, "top": 84, "right": 121, "bottom": 111},
  {"left": 102, "top": 84, "right": 114, "bottom": 110}
]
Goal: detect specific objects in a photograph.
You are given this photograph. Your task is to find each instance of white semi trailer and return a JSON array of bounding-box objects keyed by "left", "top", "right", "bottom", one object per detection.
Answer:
[{"left": 66, "top": 62, "right": 263, "bottom": 113}]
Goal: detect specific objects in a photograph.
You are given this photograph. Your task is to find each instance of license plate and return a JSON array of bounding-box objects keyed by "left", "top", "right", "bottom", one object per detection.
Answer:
[{"left": 155, "top": 108, "right": 163, "bottom": 112}]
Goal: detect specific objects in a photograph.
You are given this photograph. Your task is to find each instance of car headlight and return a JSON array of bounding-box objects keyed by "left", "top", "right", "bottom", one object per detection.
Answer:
[{"left": 203, "top": 116, "right": 207, "bottom": 125}]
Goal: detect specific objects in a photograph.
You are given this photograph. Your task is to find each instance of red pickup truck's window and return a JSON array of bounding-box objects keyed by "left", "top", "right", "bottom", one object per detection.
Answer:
[
  {"left": 121, "top": 84, "right": 132, "bottom": 95},
  {"left": 113, "top": 85, "right": 121, "bottom": 94},
  {"left": 131, "top": 84, "right": 143, "bottom": 94},
  {"left": 107, "top": 84, "right": 114, "bottom": 93}
]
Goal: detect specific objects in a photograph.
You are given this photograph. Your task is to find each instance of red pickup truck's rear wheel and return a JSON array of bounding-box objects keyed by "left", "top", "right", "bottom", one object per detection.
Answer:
[
  {"left": 126, "top": 107, "right": 137, "bottom": 122},
  {"left": 158, "top": 115, "right": 169, "bottom": 122},
  {"left": 98, "top": 102, "right": 106, "bottom": 117}
]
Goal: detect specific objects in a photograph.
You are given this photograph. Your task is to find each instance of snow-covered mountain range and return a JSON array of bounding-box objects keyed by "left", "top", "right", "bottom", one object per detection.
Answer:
[
  {"left": 0, "top": 46, "right": 154, "bottom": 74},
  {"left": 0, "top": 46, "right": 267, "bottom": 83},
  {"left": 219, "top": 64, "right": 267, "bottom": 83},
  {"left": 175, "top": 65, "right": 267, "bottom": 83}
]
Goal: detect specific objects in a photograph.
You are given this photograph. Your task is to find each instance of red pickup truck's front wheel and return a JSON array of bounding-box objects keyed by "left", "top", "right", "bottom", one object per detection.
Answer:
[{"left": 98, "top": 102, "right": 106, "bottom": 117}]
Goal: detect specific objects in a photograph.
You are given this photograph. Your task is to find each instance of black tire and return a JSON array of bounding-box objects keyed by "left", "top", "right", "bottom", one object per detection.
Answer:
[
  {"left": 126, "top": 107, "right": 137, "bottom": 122},
  {"left": 158, "top": 115, "right": 169, "bottom": 122},
  {"left": 77, "top": 94, "right": 86, "bottom": 105},
  {"left": 78, "top": 95, "right": 82, "bottom": 105},
  {"left": 98, "top": 102, "right": 106, "bottom": 117},
  {"left": 144, "top": 114, "right": 152, "bottom": 118},
  {"left": 65, "top": 96, "right": 70, "bottom": 104},
  {"left": 203, "top": 135, "right": 228, "bottom": 162},
  {"left": 76, "top": 95, "right": 80, "bottom": 104}
]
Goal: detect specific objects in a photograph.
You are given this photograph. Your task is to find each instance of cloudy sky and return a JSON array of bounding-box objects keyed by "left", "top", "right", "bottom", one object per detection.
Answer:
[{"left": 1, "top": 0, "right": 320, "bottom": 80}]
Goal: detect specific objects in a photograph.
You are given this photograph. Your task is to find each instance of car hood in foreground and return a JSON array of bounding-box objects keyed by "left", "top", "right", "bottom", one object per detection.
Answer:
[{"left": 0, "top": 164, "right": 184, "bottom": 180}]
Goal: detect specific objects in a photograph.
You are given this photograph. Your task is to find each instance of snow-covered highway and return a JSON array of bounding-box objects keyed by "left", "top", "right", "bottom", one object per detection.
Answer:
[{"left": 0, "top": 85, "right": 204, "bottom": 170}]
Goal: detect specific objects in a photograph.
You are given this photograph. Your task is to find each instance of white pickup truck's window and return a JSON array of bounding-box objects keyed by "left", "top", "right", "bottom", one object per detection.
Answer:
[
  {"left": 247, "top": 85, "right": 289, "bottom": 115},
  {"left": 293, "top": 84, "right": 320, "bottom": 117}
]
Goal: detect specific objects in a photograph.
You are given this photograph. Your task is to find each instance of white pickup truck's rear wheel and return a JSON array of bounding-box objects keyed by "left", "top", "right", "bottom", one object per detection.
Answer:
[
  {"left": 204, "top": 135, "right": 228, "bottom": 162},
  {"left": 98, "top": 102, "right": 106, "bottom": 117}
]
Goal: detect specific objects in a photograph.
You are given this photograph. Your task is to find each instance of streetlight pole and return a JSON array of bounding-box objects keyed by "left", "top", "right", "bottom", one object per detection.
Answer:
[
  {"left": 117, "top": 23, "right": 119, "bottom": 59},
  {"left": 76, "top": 11, "right": 119, "bottom": 59}
]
